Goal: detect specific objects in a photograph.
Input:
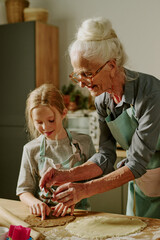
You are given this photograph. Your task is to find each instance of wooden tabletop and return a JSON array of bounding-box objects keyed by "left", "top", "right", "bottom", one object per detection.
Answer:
[
  {"left": 116, "top": 149, "right": 126, "bottom": 158},
  {"left": 0, "top": 198, "right": 160, "bottom": 240}
]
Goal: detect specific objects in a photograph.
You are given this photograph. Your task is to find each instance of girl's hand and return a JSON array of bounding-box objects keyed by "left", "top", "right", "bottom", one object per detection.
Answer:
[
  {"left": 51, "top": 203, "right": 75, "bottom": 217},
  {"left": 39, "top": 167, "right": 71, "bottom": 189},
  {"left": 29, "top": 201, "right": 51, "bottom": 220}
]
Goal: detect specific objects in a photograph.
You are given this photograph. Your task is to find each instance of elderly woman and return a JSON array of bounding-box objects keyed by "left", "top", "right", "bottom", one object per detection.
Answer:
[{"left": 40, "top": 17, "right": 160, "bottom": 219}]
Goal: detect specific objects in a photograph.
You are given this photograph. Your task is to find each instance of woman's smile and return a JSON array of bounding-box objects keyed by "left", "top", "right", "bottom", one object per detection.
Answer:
[{"left": 87, "top": 84, "right": 99, "bottom": 92}]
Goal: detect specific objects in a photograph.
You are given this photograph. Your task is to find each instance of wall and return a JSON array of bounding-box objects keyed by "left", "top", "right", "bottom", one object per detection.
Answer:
[{"left": 29, "top": 0, "right": 160, "bottom": 89}]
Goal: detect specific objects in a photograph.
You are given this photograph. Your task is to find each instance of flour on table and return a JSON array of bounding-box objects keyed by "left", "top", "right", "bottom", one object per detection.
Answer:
[{"left": 65, "top": 216, "right": 147, "bottom": 239}]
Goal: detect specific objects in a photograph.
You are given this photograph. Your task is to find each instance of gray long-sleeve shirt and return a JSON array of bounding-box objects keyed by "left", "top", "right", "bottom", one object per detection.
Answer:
[
  {"left": 16, "top": 132, "right": 96, "bottom": 196},
  {"left": 88, "top": 69, "right": 160, "bottom": 178}
]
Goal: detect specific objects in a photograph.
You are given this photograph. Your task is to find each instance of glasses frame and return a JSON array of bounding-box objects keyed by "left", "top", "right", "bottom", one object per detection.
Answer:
[{"left": 69, "top": 60, "right": 109, "bottom": 84}]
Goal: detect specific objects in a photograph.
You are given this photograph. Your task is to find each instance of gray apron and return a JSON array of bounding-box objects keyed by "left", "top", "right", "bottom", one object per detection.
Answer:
[
  {"left": 38, "top": 129, "right": 89, "bottom": 210},
  {"left": 105, "top": 106, "right": 160, "bottom": 218}
]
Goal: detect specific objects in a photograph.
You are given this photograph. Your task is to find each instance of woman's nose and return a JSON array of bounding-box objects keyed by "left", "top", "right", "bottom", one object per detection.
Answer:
[
  {"left": 79, "top": 77, "right": 92, "bottom": 87},
  {"left": 79, "top": 81, "right": 86, "bottom": 88}
]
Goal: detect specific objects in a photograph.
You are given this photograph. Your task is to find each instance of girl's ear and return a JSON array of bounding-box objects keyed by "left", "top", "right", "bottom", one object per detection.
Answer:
[{"left": 62, "top": 108, "right": 68, "bottom": 119}]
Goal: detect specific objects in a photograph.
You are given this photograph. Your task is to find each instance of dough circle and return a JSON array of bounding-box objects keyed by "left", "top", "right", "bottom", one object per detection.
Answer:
[
  {"left": 65, "top": 216, "right": 147, "bottom": 239},
  {"left": 25, "top": 214, "right": 76, "bottom": 228}
]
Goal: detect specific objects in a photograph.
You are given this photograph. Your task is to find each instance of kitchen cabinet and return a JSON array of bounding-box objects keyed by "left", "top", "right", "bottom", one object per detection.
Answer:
[
  {"left": 0, "top": 127, "right": 26, "bottom": 200},
  {"left": 89, "top": 154, "right": 128, "bottom": 215},
  {"left": 0, "top": 21, "right": 59, "bottom": 200},
  {"left": 89, "top": 182, "right": 128, "bottom": 215},
  {"left": 65, "top": 110, "right": 100, "bottom": 148}
]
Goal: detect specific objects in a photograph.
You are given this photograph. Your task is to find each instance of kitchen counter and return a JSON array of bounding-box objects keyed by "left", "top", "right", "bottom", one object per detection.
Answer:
[
  {"left": 116, "top": 149, "right": 126, "bottom": 158},
  {"left": 0, "top": 198, "right": 160, "bottom": 239}
]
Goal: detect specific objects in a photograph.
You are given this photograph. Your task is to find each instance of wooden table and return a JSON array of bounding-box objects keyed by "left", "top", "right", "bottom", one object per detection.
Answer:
[
  {"left": 0, "top": 198, "right": 160, "bottom": 240},
  {"left": 116, "top": 149, "right": 126, "bottom": 158}
]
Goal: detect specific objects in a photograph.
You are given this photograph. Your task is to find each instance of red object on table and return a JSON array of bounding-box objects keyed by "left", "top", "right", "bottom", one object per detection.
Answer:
[{"left": 8, "top": 225, "right": 31, "bottom": 240}]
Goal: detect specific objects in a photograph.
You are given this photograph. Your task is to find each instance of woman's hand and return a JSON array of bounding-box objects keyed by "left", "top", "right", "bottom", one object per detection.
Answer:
[
  {"left": 39, "top": 167, "right": 71, "bottom": 189},
  {"left": 29, "top": 201, "right": 51, "bottom": 220},
  {"left": 54, "top": 182, "right": 88, "bottom": 207},
  {"left": 51, "top": 203, "right": 75, "bottom": 217}
]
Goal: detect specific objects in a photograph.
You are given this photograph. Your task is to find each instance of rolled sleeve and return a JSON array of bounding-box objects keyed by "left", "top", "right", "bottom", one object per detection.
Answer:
[
  {"left": 16, "top": 146, "right": 38, "bottom": 196},
  {"left": 88, "top": 152, "right": 115, "bottom": 174},
  {"left": 118, "top": 92, "right": 160, "bottom": 178}
]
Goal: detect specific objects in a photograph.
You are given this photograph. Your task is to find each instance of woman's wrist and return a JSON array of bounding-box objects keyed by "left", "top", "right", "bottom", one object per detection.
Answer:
[
  {"left": 69, "top": 162, "right": 103, "bottom": 183},
  {"left": 83, "top": 180, "right": 97, "bottom": 198},
  {"left": 60, "top": 168, "right": 73, "bottom": 182},
  {"left": 83, "top": 166, "right": 135, "bottom": 198}
]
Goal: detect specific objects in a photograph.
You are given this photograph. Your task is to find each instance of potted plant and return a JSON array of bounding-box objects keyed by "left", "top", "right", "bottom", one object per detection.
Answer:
[
  {"left": 61, "top": 83, "right": 89, "bottom": 111},
  {"left": 61, "top": 83, "right": 75, "bottom": 108}
]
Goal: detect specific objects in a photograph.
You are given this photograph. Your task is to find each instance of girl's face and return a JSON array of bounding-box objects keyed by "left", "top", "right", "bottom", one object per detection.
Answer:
[{"left": 32, "top": 105, "right": 67, "bottom": 140}]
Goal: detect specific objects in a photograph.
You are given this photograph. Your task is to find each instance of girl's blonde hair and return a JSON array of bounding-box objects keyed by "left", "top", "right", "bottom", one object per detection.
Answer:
[
  {"left": 25, "top": 83, "right": 66, "bottom": 139},
  {"left": 69, "top": 17, "right": 127, "bottom": 67}
]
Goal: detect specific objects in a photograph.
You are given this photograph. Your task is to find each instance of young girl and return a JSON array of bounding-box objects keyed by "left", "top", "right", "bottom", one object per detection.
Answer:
[{"left": 16, "top": 83, "right": 95, "bottom": 220}]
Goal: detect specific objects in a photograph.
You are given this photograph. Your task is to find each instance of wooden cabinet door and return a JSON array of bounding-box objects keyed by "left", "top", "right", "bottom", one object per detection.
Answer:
[
  {"left": 0, "top": 22, "right": 59, "bottom": 199},
  {"left": 0, "top": 126, "right": 27, "bottom": 200},
  {"left": 36, "top": 22, "right": 59, "bottom": 88}
]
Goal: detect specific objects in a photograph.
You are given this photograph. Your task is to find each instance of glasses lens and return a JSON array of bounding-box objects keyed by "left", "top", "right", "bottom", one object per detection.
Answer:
[{"left": 69, "top": 73, "right": 80, "bottom": 84}]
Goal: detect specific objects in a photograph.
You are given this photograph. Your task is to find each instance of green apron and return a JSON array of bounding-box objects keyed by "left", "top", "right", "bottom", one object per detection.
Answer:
[
  {"left": 105, "top": 106, "right": 160, "bottom": 219},
  {"left": 38, "top": 129, "right": 89, "bottom": 210}
]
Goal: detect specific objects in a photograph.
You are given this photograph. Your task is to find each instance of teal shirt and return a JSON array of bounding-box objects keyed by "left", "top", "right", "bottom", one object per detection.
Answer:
[{"left": 88, "top": 69, "right": 160, "bottom": 178}]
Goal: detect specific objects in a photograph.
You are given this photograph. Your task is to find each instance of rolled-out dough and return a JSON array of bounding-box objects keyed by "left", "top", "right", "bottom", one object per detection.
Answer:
[
  {"left": 65, "top": 216, "right": 147, "bottom": 239},
  {"left": 25, "top": 214, "right": 76, "bottom": 228}
]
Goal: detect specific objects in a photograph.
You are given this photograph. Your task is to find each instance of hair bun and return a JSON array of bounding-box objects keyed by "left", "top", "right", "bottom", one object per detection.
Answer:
[{"left": 77, "top": 17, "right": 117, "bottom": 41}]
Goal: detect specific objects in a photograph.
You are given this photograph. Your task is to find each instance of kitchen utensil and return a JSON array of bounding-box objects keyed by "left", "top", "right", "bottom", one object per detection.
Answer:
[{"left": 0, "top": 206, "right": 44, "bottom": 240}]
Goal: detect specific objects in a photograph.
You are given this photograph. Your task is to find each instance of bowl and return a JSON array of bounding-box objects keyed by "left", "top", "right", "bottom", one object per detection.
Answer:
[
  {"left": 0, "top": 227, "right": 9, "bottom": 240},
  {"left": 24, "top": 8, "right": 48, "bottom": 23}
]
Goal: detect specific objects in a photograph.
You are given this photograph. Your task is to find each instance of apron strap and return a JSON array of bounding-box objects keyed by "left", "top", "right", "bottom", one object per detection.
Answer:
[
  {"left": 65, "top": 128, "right": 73, "bottom": 144},
  {"left": 40, "top": 135, "right": 45, "bottom": 159},
  {"left": 133, "top": 180, "right": 136, "bottom": 216},
  {"left": 38, "top": 136, "right": 46, "bottom": 170}
]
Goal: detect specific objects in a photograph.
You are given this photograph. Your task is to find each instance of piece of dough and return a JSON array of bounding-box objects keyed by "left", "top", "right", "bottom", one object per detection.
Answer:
[
  {"left": 25, "top": 214, "right": 76, "bottom": 228},
  {"left": 65, "top": 216, "right": 147, "bottom": 239}
]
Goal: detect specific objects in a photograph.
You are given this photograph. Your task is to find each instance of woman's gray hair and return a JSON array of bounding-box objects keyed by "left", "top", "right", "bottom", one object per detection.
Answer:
[{"left": 69, "top": 17, "right": 127, "bottom": 67}]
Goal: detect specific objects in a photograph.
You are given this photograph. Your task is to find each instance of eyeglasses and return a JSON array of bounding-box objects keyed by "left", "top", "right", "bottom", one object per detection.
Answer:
[{"left": 69, "top": 60, "right": 109, "bottom": 84}]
